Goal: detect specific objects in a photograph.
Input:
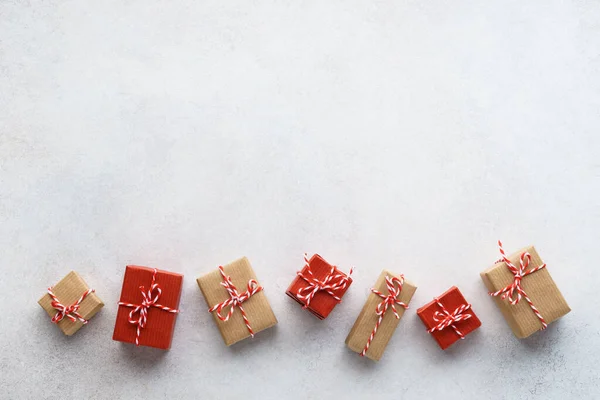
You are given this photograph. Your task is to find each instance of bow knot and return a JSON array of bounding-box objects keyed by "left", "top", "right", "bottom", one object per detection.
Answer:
[
  {"left": 118, "top": 269, "right": 179, "bottom": 346},
  {"left": 491, "top": 240, "right": 545, "bottom": 305},
  {"left": 428, "top": 299, "right": 472, "bottom": 339},
  {"left": 51, "top": 302, "right": 80, "bottom": 322},
  {"left": 374, "top": 276, "right": 408, "bottom": 319},
  {"left": 47, "top": 287, "right": 94, "bottom": 325},
  {"left": 208, "top": 266, "right": 263, "bottom": 337},
  {"left": 490, "top": 240, "right": 548, "bottom": 329},
  {"left": 126, "top": 283, "right": 163, "bottom": 331},
  {"left": 431, "top": 305, "right": 472, "bottom": 330},
  {"left": 296, "top": 253, "right": 353, "bottom": 308}
]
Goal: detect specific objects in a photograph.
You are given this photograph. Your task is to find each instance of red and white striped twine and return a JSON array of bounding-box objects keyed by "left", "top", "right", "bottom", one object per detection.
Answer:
[
  {"left": 208, "top": 266, "right": 263, "bottom": 337},
  {"left": 428, "top": 299, "right": 472, "bottom": 339},
  {"left": 360, "top": 275, "right": 408, "bottom": 357},
  {"left": 47, "top": 287, "right": 95, "bottom": 324},
  {"left": 118, "top": 268, "right": 179, "bottom": 346},
  {"left": 296, "top": 253, "right": 353, "bottom": 308},
  {"left": 489, "top": 240, "right": 548, "bottom": 330}
]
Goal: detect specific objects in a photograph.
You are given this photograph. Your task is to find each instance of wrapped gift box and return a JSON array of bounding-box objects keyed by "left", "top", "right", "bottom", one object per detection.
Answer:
[
  {"left": 481, "top": 243, "right": 570, "bottom": 338},
  {"left": 113, "top": 266, "right": 183, "bottom": 350},
  {"left": 417, "top": 286, "right": 481, "bottom": 350},
  {"left": 197, "top": 257, "right": 277, "bottom": 346},
  {"left": 345, "top": 270, "right": 417, "bottom": 361},
  {"left": 286, "top": 254, "right": 353, "bottom": 320},
  {"left": 38, "top": 271, "right": 104, "bottom": 336}
]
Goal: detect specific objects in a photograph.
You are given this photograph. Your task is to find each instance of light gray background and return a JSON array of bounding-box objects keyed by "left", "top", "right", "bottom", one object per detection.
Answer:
[{"left": 1, "top": 1, "right": 599, "bottom": 399}]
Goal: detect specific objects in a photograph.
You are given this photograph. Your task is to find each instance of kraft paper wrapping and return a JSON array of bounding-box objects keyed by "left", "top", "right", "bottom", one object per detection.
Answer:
[
  {"left": 345, "top": 270, "right": 416, "bottom": 361},
  {"left": 38, "top": 271, "right": 104, "bottom": 336},
  {"left": 197, "top": 257, "right": 277, "bottom": 346},
  {"left": 480, "top": 245, "right": 570, "bottom": 338}
]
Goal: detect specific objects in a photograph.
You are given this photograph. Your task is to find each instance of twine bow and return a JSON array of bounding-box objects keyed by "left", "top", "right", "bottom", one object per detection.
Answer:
[
  {"left": 489, "top": 240, "right": 548, "bottom": 329},
  {"left": 296, "top": 253, "right": 353, "bottom": 308},
  {"left": 428, "top": 299, "right": 472, "bottom": 339},
  {"left": 118, "top": 268, "right": 179, "bottom": 346},
  {"left": 208, "top": 266, "right": 263, "bottom": 337},
  {"left": 360, "top": 275, "right": 408, "bottom": 357},
  {"left": 47, "top": 287, "right": 95, "bottom": 324}
]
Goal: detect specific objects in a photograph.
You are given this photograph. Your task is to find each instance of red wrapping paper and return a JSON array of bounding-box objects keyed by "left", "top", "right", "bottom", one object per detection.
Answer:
[
  {"left": 285, "top": 254, "right": 352, "bottom": 320},
  {"left": 113, "top": 266, "right": 183, "bottom": 350},
  {"left": 417, "top": 286, "right": 481, "bottom": 350}
]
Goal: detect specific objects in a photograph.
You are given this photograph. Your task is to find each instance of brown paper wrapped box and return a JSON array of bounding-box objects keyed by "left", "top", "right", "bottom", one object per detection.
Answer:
[
  {"left": 197, "top": 257, "right": 277, "bottom": 346},
  {"left": 38, "top": 271, "right": 104, "bottom": 336},
  {"left": 481, "top": 245, "right": 570, "bottom": 338},
  {"left": 345, "top": 270, "right": 417, "bottom": 361}
]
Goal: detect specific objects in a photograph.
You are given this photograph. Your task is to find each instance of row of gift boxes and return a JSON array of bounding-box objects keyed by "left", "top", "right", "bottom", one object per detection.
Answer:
[{"left": 38, "top": 241, "right": 570, "bottom": 361}]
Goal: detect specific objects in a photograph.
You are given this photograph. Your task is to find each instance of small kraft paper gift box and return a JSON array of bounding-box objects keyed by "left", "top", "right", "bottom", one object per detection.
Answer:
[
  {"left": 113, "top": 266, "right": 183, "bottom": 350},
  {"left": 197, "top": 257, "right": 277, "bottom": 346},
  {"left": 38, "top": 271, "right": 104, "bottom": 336},
  {"left": 417, "top": 286, "right": 481, "bottom": 350},
  {"left": 480, "top": 241, "right": 570, "bottom": 338},
  {"left": 286, "top": 253, "right": 353, "bottom": 320},
  {"left": 345, "top": 270, "right": 417, "bottom": 361}
]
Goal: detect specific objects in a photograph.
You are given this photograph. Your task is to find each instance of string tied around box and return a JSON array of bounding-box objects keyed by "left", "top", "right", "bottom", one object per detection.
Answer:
[
  {"left": 428, "top": 299, "right": 472, "bottom": 339},
  {"left": 118, "top": 268, "right": 179, "bottom": 346},
  {"left": 360, "top": 275, "right": 408, "bottom": 356},
  {"left": 208, "top": 266, "right": 263, "bottom": 337},
  {"left": 489, "top": 240, "right": 547, "bottom": 329},
  {"left": 47, "top": 287, "right": 95, "bottom": 324},
  {"left": 296, "top": 253, "right": 353, "bottom": 308}
]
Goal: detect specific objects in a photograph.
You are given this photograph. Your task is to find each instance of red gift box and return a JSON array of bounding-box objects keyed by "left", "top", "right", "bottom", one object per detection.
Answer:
[
  {"left": 113, "top": 266, "right": 183, "bottom": 350},
  {"left": 286, "top": 254, "right": 353, "bottom": 320},
  {"left": 417, "top": 286, "right": 481, "bottom": 350}
]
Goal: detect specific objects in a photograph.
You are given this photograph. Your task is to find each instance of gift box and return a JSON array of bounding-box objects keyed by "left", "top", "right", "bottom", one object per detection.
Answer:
[
  {"left": 286, "top": 254, "right": 353, "bottom": 320},
  {"left": 197, "top": 257, "right": 277, "bottom": 346},
  {"left": 38, "top": 271, "right": 104, "bottom": 336},
  {"left": 113, "top": 266, "right": 183, "bottom": 350},
  {"left": 345, "top": 270, "right": 417, "bottom": 361},
  {"left": 417, "top": 286, "right": 481, "bottom": 350},
  {"left": 480, "top": 241, "right": 570, "bottom": 338}
]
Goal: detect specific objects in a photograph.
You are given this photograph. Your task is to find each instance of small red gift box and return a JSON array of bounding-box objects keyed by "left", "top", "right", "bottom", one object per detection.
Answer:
[
  {"left": 286, "top": 254, "right": 353, "bottom": 320},
  {"left": 417, "top": 286, "right": 481, "bottom": 350},
  {"left": 113, "top": 266, "right": 183, "bottom": 350}
]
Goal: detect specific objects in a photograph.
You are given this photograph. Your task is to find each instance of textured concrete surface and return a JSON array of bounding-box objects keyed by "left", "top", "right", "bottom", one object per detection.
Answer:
[{"left": 1, "top": 1, "right": 599, "bottom": 399}]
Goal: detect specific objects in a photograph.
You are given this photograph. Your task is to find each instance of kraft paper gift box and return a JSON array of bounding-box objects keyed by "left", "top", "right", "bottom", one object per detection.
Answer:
[
  {"left": 113, "top": 266, "right": 183, "bottom": 350},
  {"left": 417, "top": 286, "right": 481, "bottom": 350},
  {"left": 38, "top": 271, "right": 104, "bottom": 336},
  {"left": 286, "top": 254, "right": 353, "bottom": 320},
  {"left": 197, "top": 257, "right": 277, "bottom": 346},
  {"left": 480, "top": 243, "right": 570, "bottom": 338},
  {"left": 345, "top": 270, "right": 417, "bottom": 361}
]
